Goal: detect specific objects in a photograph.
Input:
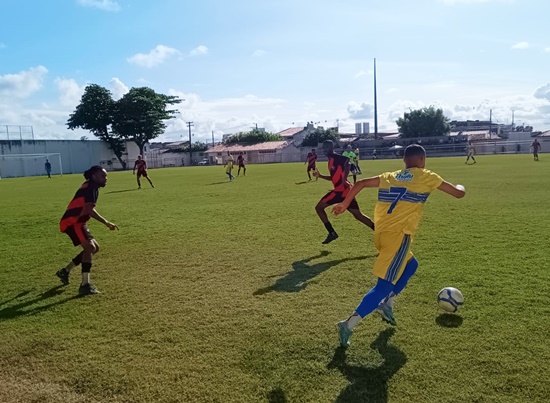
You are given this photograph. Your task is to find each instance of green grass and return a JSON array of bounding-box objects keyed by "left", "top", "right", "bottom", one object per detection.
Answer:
[{"left": 0, "top": 155, "right": 549, "bottom": 402}]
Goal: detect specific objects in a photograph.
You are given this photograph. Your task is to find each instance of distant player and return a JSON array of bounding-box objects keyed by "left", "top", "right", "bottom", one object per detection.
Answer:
[
  {"left": 531, "top": 139, "right": 541, "bottom": 161},
  {"left": 313, "top": 140, "right": 374, "bottom": 244},
  {"left": 56, "top": 166, "right": 119, "bottom": 295},
  {"left": 45, "top": 159, "right": 52, "bottom": 178},
  {"left": 332, "top": 144, "right": 465, "bottom": 348},
  {"left": 354, "top": 147, "right": 362, "bottom": 174},
  {"left": 372, "top": 149, "right": 377, "bottom": 160},
  {"left": 465, "top": 141, "right": 476, "bottom": 164},
  {"left": 237, "top": 152, "right": 246, "bottom": 176},
  {"left": 133, "top": 155, "right": 155, "bottom": 189},
  {"left": 342, "top": 145, "right": 358, "bottom": 183},
  {"left": 305, "top": 148, "right": 318, "bottom": 181},
  {"left": 225, "top": 152, "right": 234, "bottom": 181}
]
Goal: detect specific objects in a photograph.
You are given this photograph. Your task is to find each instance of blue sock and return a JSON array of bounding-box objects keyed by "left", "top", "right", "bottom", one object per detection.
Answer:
[
  {"left": 392, "top": 257, "right": 418, "bottom": 296},
  {"left": 355, "top": 278, "right": 394, "bottom": 318}
]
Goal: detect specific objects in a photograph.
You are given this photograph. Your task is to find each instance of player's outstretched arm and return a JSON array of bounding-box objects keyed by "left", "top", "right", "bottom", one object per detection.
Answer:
[
  {"left": 90, "top": 208, "right": 119, "bottom": 230},
  {"left": 313, "top": 169, "right": 331, "bottom": 181},
  {"left": 333, "top": 176, "right": 380, "bottom": 215},
  {"left": 437, "top": 181, "right": 466, "bottom": 198}
]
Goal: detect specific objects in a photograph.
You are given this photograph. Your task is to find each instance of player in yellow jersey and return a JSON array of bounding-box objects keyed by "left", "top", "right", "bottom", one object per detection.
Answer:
[
  {"left": 332, "top": 144, "right": 466, "bottom": 348},
  {"left": 225, "top": 152, "right": 234, "bottom": 181}
]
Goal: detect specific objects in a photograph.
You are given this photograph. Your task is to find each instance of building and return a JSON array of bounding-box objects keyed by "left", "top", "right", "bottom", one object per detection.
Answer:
[
  {"left": 276, "top": 123, "right": 317, "bottom": 146},
  {"left": 205, "top": 141, "right": 300, "bottom": 164},
  {"left": 0, "top": 139, "right": 142, "bottom": 178}
]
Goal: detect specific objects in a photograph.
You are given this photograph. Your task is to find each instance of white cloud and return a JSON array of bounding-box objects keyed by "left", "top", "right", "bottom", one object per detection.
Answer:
[
  {"left": 511, "top": 41, "right": 530, "bottom": 49},
  {"left": 77, "top": 0, "right": 120, "bottom": 12},
  {"left": 190, "top": 45, "right": 208, "bottom": 56},
  {"left": 534, "top": 83, "right": 550, "bottom": 101},
  {"left": 55, "top": 78, "right": 85, "bottom": 108},
  {"left": 347, "top": 102, "right": 375, "bottom": 119},
  {"left": 0, "top": 66, "right": 48, "bottom": 98},
  {"left": 438, "top": 0, "right": 490, "bottom": 4},
  {"left": 252, "top": 49, "right": 266, "bottom": 57},
  {"left": 353, "top": 71, "right": 367, "bottom": 79},
  {"left": 109, "top": 77, "right": 129, "bottom": 100},
  {"left": 127, "top": 45, "right": 179, "bottom": 68},
  {"left": 545, "top": 47, "right": 550, "bottom": 53}
]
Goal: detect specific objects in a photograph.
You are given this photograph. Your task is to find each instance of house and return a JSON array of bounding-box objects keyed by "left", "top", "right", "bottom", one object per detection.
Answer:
[
  {"left": 205, "top": 141, "right": 300, "bottom": 164},
  {"left": 276, "top": 123, "right": 315, "bottom": 146}
]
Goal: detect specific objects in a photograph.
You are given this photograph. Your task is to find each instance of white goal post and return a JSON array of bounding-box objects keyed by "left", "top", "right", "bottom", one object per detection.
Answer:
[{"left": 0, "top": 153, "right": 63, "bottom": 179}]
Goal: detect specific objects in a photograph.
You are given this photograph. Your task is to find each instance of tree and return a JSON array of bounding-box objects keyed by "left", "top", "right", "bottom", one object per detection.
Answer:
[
  {"left": 224, "top": 128, "right": 282, "bottom": 144},
  {"left": 301, "top": 127, "right": 339, "bottom": 147},
  {"left": 396, "top": 107, "right": 451, "bottom": 138},
  {"left": 112, "top": 87, "right": 182, "bottom": 156},
  {"left": 67, "top": 84, "right": 127, "bottom": 169}
]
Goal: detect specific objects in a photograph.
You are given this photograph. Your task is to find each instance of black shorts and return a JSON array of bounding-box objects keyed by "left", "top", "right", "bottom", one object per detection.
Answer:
[
  {"left": 350, "top": 164, "right": 358, "bottom": 173},
  {"left": 307, "top": 164, "right": 316, "bottom": 171},
  {"left": 64, "top": 224, "right": 94, "bottom": 246},
  {"left": 320, "top": 190, "right": 359, "bottom": 210},
  {"left": 137, "top": 171, "right": 148, "bottom": 178}
]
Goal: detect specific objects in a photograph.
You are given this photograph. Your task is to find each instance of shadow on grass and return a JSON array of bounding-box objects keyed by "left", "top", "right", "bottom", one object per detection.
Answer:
[
  {"left": 254, "top": 251, "right": 375, "bottom": 295},
  {"left": 294, "top": 180, "right": 311, "bottom": 185},
  {"left": 0, "top": 289, "right": 34, "bottom": 307},
  {"left": 267, "top": 387, "right": 287, "bottom": 403},
  {"left": 327, "top": 328, "right": 407, "bottom": 403},
  {"left": 435, "top": 313, "right": 463, "bottom": 328},
  {"left": 0, "top": 286, "right": 80, "bottom": 321},
  {"left": 207, "top": 181, "right": 232, "bottom": 186},
  {"left": 105, "top": 188, "right": 139, "bottom": 194}
]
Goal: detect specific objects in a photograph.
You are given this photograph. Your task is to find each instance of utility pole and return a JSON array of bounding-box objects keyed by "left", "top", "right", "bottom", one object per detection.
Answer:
[
  {"left": 373, "top": 58, "right": 378, "bottom": 139},
  {"left": 511, "top": 110, "right": 515, "bottom": 129},
  {"left": 212, "top": 130, "right": 215, "bottom": 146},
  {"left": 186, "top": 121, "right": 194, "bottom": 164},
  {"left": 489, "top": 109, "right": 492, "bottom": 137}
]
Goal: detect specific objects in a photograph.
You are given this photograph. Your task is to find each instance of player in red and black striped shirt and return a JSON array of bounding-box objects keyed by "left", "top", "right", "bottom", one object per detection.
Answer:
[
  {"left": 313, "top": 140, "right": 374, "bottom": 244},
  {"left": 305, "top": 149, "right": 318, "bottom": 181},
  {"left": 133, "top": 155, "right": 155, "bottom": 189},
  {"left": 56, "top": 166, "right": 118, "bottom": 295}
]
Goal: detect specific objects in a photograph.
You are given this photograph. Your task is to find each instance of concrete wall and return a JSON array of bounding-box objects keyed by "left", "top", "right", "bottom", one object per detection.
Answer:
[{"left": 0, "top": 139, "right": 142, "bottom": 178}]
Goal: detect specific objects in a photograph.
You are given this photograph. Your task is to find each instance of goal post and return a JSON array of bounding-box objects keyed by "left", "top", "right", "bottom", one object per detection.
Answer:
[{"left": 0, "top": 153, "right": 63, "bottom": 179}]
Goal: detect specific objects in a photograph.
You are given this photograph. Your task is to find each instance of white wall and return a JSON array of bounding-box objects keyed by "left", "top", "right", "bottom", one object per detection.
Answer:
[{"left": 0, "top": 139, "right": 141, "bottom": 178}]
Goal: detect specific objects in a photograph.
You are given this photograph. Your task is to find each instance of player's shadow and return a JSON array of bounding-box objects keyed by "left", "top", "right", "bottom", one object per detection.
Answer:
[
  {"left": 435, "top": 313, "right": 463, "bottom": 328},
  {"left": 294, "top": 181, "right": 311, "bottom": 185},
  {"left": 0, "top": 289, "right": 33, "bottom": 307},
  {"left": 0, "top": 286, "right": 80, "bottom": 321},
  {"left": 267, "top": 387, "right": 287, "bottom": 403},
  {"left": 328, "top": 328, "right": 407, "bottom": 403},
  {"left": 254, "top": 251, "right": 374, "bottom": 295},
  {"left": 207, "top": 181, "right": 232, "bottom": 186},
  {"left": 105, "top": 189, "right": 139, "bottom": 194}
]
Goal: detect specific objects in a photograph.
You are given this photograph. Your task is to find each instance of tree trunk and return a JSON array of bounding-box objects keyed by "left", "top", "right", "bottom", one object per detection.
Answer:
[
  {"left": 138, "top": 142, "right": 145, "bottom": 157},
  {"left": 115, "top": 153, "right": 127, "bottom": 170}
]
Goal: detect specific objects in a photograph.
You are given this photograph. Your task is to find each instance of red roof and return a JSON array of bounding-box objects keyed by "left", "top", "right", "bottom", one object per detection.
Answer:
[{"left": 276, "top": 127, "right": 304, "bottom": 137}]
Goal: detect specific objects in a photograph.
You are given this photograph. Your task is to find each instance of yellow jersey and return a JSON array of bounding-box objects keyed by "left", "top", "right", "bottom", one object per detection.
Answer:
[
  {"left": 225, "top": 156, "right": 234, "bottom": 172},
  {"left": 374, "top": 168, "right": 443, "bottom": 235}
]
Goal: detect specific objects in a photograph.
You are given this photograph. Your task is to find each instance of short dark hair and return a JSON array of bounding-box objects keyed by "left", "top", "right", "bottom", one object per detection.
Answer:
[
  {"left": 404, "top": 144, "right": 426, "bottom": 159},
  {"left": 84, "top": 165, "right": 103, "bottom": 180}
]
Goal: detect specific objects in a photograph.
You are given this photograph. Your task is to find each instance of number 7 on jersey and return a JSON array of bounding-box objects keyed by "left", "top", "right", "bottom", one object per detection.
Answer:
[{"left": 387, "top": 187, "right": 407, "bottom": 214}]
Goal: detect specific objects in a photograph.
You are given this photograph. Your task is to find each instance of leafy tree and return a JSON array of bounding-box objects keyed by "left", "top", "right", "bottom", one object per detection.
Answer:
[
  {"left": 301, "top": 127, "right": 339, "bottom": 147},
  {"left": 396, "top": 106, "right": 451, "bottom": 138},
  {"left": 112, "top": 87, "right": 182, "bottom": 156},
  {"left": 67, "top": 84, "right": 127, "bottom": 169},
  {"left": 224, "top": 128, "right": 282, "bottom": 144}
]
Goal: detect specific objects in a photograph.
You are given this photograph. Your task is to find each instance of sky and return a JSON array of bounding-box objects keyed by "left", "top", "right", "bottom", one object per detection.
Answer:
[{"left": 1, "top": 0, "right": 550, "bottom": 143}]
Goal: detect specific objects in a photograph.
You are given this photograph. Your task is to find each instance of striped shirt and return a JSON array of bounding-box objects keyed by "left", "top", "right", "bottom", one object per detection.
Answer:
[{"left": 60, "top": 181, "right": 99, "bottom": 232}]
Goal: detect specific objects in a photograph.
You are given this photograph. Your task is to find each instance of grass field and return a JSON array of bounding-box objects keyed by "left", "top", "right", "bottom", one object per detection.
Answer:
[{"left": 0, "top": 154, "right": 549, "bottom": 403}]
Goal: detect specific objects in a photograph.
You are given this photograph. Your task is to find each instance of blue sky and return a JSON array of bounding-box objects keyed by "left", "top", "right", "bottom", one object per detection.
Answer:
[{"left": 1, "top": 0, "right": 549, "bottom": 141}]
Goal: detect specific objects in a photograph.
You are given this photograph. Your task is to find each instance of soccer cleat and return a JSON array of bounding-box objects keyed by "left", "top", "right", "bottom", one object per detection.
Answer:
[
  {"left": 55, "top": 268, "right": 70, "bottom": 286},
  {"left": 322, "top": 232, "right": 339, "bottom": 244},
  {"left": 376, "top": 303, "right": 397, "bottom": 326},
  {"left": 78, "top": 283, "right": 100, "bottom": 296},
  {"left": 337, "top": 321, "right": 352, "bottom": 348}
]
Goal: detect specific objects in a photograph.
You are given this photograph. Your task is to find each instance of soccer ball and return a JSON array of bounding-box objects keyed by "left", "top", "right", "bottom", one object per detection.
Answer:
[{"left": 437, "top": 287, "right": 464, "bottom": 312}]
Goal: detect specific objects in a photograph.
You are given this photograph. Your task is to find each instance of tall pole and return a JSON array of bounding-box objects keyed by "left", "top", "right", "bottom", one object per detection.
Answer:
[
  {"left": 374, "top": 58, "right": 378, "bottom": 139},
  {"left": 212, "top": 130, "right": 215, "bottom": 146},
  {"left": 186, "top": 121, "right": 194, "bottom": 164},
  {"left": 489, "top": 109, "right": 492, "bottom": 136}
]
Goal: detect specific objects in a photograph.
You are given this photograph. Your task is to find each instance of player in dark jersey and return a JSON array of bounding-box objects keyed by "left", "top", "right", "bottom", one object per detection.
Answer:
[
  {"left": 237, "top": 152, "right": 246, "bottom": 176},
  {"left": 313, "top": 140, "right": 374, "bottom": 244},
  {"left": 133, "top": 155, "right": 155, "bottom": 189},
  {"left": 55, "top": 166, "right": 118, "bottom": 295},
  {"left": 305, "top": 149, "right": 318, "bottom": 181}
]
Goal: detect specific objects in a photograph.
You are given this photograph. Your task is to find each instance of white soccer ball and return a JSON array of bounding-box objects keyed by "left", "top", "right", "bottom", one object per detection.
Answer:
[{"left": 437, "top": 287, "right": 464, "bottom": 312}]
